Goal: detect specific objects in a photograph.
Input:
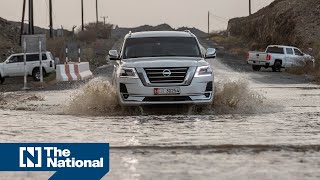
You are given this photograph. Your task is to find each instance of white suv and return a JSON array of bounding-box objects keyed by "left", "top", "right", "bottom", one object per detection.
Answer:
[
  {"left": 0, "top": 51, "right": 55, "bottom": 84},
  {"left": 109, "top": 31, "right": 216, "bottom": 106}
]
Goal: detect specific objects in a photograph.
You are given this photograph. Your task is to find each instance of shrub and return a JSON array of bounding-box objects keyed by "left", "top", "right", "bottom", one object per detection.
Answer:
[
  {"left": 78, "top": 30, "right": 97, "bottom": 43},
  {"left": 210, "top": 32, "right": 245, "bottom": 48},
  {"left": 81, "top": 48, "right": 95, "bottom": 63},
  {"left": 209, "top": 32, "right": 250, "bottom": 58},
  {"left": 47, "top": 37, "right": 66, "bottom": 61},
  {"left": 77, "top": 22, "right": 113, "bottom": 43}
]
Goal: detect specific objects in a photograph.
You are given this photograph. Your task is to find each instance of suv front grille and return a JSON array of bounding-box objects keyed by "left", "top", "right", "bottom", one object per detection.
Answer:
[{"left": 144, "top": 67, "right": 189, "bottom": 84}]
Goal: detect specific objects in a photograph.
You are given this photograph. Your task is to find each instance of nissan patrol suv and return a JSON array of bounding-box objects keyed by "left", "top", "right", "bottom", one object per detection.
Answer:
[{"left": 109, "top": 31, "right": 216, "bottom": 106}]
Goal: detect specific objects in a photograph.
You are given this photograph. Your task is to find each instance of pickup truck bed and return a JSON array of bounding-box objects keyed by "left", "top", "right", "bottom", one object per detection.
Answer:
[{"left": 247, "top": 52, "right": 270, "bottom": 66}]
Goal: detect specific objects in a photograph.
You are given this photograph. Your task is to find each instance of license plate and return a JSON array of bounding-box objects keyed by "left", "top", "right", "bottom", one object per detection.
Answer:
[{"left": 154, "top": 88, "right": 181, "bottom": 95}]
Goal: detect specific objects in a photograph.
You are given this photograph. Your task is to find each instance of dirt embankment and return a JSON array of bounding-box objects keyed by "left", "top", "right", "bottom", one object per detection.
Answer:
[
  {"left": 0, "top": 18, "right": 20, "bottom": 61},
  {"left": 228, "top": 0, "right": 320, "bottom": 50}
]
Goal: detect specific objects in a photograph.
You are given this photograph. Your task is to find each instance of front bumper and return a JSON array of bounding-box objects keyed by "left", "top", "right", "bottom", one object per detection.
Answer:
[{"left": 117, "top": 76, "right": 214, "bottom": 106}]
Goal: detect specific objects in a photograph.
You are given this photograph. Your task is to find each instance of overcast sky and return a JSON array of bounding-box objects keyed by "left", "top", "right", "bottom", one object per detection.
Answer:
[{"left": 0, "top": 0, "right": 274, "bottom": 31}]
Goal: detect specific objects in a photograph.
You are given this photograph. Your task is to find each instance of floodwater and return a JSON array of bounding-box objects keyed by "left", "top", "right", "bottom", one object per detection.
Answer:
[{"left": 0, "top": 57, "right": 320, "bottom": 180}]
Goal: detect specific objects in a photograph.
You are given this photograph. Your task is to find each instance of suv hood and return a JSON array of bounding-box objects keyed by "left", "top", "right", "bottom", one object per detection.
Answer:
[{"left": 121, "top": 57, "right": 209, "bottom": 68}]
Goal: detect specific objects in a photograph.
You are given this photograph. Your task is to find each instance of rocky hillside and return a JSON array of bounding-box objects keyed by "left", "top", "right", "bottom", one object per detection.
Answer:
[
  {"left": 0, "top": 17, "right": 56, "bottom": 61},
  {"left": 0, "top": 17, "right": 20, "bottom": 60},
  {"left": 228, "top": 0, "right": 320, "bottom": 49}
]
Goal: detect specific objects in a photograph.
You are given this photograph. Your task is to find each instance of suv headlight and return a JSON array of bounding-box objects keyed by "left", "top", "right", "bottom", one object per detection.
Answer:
[
  {"left": 120, "top": 67, "right": 138, "bottom": 78},
  {"left": 195, "top": 66, "right": 213, "bottom": 77}
]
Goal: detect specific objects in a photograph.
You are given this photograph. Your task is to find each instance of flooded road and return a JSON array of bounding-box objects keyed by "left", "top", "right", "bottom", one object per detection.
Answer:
[{"left": 0, "top": 55, "right": 320, "bottom": 179}]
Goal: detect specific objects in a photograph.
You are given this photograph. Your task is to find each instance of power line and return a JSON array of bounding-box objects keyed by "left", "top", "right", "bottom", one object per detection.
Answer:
[
  {"left": 210, "top": 14, "right": 229, "bottom": 22},
  {"left": 207, "top": 11, "right": 230, "bottom": 32}
]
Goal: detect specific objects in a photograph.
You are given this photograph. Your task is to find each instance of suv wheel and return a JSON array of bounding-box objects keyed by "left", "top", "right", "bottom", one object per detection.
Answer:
[
  {"left": 0, "top": 75, "right": 4, "bottom": 85},
  {"left": 32, "top": 68, "right": 47, "bottom": 81},
  {"left": 252, "top": 65, "right": 261, "bottom": 71}
]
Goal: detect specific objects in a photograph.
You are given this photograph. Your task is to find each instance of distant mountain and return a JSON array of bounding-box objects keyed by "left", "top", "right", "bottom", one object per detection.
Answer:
[{"left": 112, "top": 23, "right": 207, "bottom": 39}]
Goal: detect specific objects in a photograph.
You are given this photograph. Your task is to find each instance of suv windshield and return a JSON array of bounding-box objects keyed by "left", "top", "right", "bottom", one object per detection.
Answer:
[{"left": 123, "top": 37, "right": 202, "bottom": 59}]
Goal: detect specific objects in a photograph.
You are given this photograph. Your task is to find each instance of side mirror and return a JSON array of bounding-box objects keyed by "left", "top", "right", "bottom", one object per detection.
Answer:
[
  {"left": 109, "top": 50, "right": 120, "bottom": 60},
  {"left": 205, "top": 48, "right": 216, "bottom": 59}
]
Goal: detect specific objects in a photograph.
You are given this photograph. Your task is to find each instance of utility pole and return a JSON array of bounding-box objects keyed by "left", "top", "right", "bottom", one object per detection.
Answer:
[
  {"left": 49, "top": 0, "right": 53, "bottom": 38},
  {"left": 249, "top": 0, "right": 252, "bottom": 15},
  {"left": 30, "top": 0, "right": 34, "bottom": 34},
  {"left": 96, "top": 0, "right": 99, "bottom": 24},
  {"left": 20, "top": 0, "right": 26, "bottom": 45},
  {"left": 101, "top": 16, "right": 108, "bottom": 26},
  {"left": 208, "top": 11, "right": 210, "bottom": 36},
  {"left": 81, "top": 0, "right": 84, "bottom": 31},
  {"left": 28, "top": 0, "right": 32, "bottom": 34}
]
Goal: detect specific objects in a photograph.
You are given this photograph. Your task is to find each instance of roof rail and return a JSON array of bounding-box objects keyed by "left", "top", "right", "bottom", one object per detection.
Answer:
[
  {"left": 184, "top": 30, "right": 191, "bottom": 34},
  {"left": 128, "top": 31, "right": 132, "bottom": 37}
]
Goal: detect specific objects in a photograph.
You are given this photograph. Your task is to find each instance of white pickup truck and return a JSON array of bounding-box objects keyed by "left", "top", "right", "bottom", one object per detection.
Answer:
[
  {"left": 247, "top": 45, "right": 314, "bottom": 72},
  {"left": 0, "top": 52, "right": 56, "bottom": 84}
]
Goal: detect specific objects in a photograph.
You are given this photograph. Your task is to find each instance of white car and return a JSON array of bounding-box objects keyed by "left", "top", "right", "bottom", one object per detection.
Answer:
[
  {"left": 109, "top": 31, "right": 216, "bottom": 106},
  {"left": 247, "top": 45, "right": 315, "bottom": 72},
  {"left": 0, "top": 51, "right": 56, "bottom": 84}
]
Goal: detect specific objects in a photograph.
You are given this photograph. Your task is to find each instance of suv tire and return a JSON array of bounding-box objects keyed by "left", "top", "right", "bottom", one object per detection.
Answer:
[
  {"left": 0, "top": 75, "right": 4, "bottom": 85},
  {"left": 32, "top": 68, "right": 47, "bottom": 81}
]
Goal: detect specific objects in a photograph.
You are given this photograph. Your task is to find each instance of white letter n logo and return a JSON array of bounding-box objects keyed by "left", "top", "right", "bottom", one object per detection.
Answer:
[{"left": 19, "top": 147, "right": 42, "bottom": 168}]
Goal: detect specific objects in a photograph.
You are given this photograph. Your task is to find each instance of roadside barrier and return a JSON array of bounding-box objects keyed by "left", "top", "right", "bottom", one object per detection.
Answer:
[{"left": 56, "top": 62, "right": 93, "bottom": 82}]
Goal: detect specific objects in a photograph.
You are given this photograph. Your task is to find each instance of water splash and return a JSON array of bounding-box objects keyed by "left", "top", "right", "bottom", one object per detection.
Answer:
[
  {"left": 66, "top": 78, "right": 140, "bottom": 116},
  {"left": 66, "top": 78, "right": 268, "bottom": 116},
  {"left": 206, "top": 79, "right": 266, "bottom": 114}
]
